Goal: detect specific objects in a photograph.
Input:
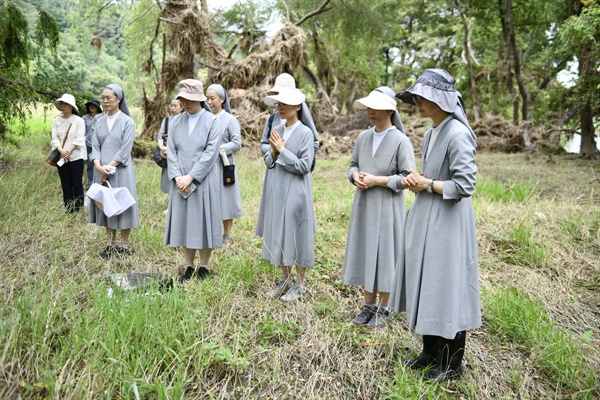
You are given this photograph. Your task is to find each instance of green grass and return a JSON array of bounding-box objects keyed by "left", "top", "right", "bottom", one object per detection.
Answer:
[
  {"left": 475, "top": 178, "right": 538, "bottom": 203},
  {"left": 0, "top": 121, "right": 598, "bottom": 399},
  {"left": 483, "top": 287, "right": 594, "bottom": 395}
]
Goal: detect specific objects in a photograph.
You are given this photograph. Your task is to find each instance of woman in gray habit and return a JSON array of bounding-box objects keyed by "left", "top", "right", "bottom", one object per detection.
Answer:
[
  {"left": 342, "top": 87, "right": 415, "bottom": 328},
  {"left": 205, "top": 83, "right": 243, "bottom": 245},
  {"left": 391, "top": 69, "right": 481, "bottom": 382},
  {"left": 164, "top": 79, "right": 222, "bottom": 282},
  {"left": 156, "top": 98, "right": 183, "bottom": 198},
  {"left": 89, "top": 84, "right": 140, "bottom": 258},
  {"left": 257, "top": 87, "right": 316, "bottom": 302}
]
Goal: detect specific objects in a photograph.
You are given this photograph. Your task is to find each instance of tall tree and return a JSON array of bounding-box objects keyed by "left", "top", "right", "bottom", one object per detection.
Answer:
[
  {"left": 0, "top": 0, "right": 59, "bottom": 137},
  {"left": 559, "top": 0, "right": 599, "bottom": 159}
]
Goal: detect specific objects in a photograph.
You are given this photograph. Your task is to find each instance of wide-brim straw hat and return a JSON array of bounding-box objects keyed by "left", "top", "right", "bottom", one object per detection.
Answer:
[
  {"left": 55, "top": 94, "right": 79, "bottom": 113},
  {"left": 395, "top": 69, "right": 459, "bottom": 113},
  {"left": 353, "top": 88, "right": 397, "bottom": 111},
  {"left": 268, "top": 73, "right": 296, "bottom": 94},
  {"left": 264, "top": 87, "right": 306, "bottom": 107},
  {"left": 176, "top": 79, "right": 207, "bottom": 102}
]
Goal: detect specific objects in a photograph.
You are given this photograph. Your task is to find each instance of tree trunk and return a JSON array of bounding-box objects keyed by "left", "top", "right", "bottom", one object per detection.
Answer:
[
  {"left": 498, "top": 0, "right": 519, "bottom": 124},
  {"left": 578, "top": 45, "right": 599, "bottom": 158},
  {"left": 346, "top": 76, "right": 359, "bottom": 115},
  {"left": 505, "top": 0, "right": 533, "bottom": 151},
  {"left": 456, "top": 0, "right": 482, "bottom": 120}
]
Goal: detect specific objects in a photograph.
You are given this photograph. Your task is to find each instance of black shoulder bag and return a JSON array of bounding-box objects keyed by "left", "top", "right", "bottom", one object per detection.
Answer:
[{"left": 152, "top": 117, "right": 168, "bottom": 168}]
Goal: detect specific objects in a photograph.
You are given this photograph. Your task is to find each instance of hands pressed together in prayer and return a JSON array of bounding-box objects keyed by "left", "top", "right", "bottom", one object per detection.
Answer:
[
  {"left": 269, "top": 130, "right": 285, "bottom": 154},
  {"left": 176, "top": 174, "right": 194, "bottom": 195}
]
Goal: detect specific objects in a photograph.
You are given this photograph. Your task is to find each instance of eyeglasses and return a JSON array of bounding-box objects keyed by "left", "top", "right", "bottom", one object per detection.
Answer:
[
  {"left": 100, "top": 96, "right": 116, "bottom": 102},
  {"left": 412, "top": 95, "right": 423, "bottom": 105},
  {"left": 274, "top": 102, "right": 287, "bottom": 109}
]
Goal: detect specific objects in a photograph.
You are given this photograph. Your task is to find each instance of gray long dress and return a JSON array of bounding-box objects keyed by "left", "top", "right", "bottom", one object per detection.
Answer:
[
  {"left": 89, "top": 112, "right": 140, "bottom": 229},
  {"left": 256, "top": 122, "right": 315, "bottom": 268},
  {"left": 342, "top": 127, "right": 415, "bottom": 293},
  {"left": 390, "top": 118, "right": 481, "bottom": 340},
  {"left": 163, "top": 111, "right": 222, "bottom": 249},
  {"left": 216, "top": 112, "right": 243, "bottom": 220},
  {"left": 156, "top": 117, "right": 172, "bottom": 194}
]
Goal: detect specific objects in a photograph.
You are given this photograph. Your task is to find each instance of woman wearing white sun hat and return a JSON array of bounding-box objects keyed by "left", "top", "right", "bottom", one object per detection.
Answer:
[
  {"left": 51, "top": 93, "right": 86, "bottom": 213},
  {"left": 257, "top": 86, "right": 316, "bottom": 302},
  {"left": 391, "top": 69, "right": 480, "bottom": 382},
  {"left": 342, "top": 86, "right": 415, "bottom": 328}
]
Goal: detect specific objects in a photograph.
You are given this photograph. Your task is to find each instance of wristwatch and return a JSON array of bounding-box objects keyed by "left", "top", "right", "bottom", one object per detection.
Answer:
[{"left": 426, "top": 179, "right": 434, "bottom": 193}]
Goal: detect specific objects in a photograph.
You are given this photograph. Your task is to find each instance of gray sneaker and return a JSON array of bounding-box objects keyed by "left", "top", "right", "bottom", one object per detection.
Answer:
[
  {"left": 280, "top": 284, "right": 307, "bottom": 302},
  {"left": 353, "top": 304, "right": 376, "bottom": 325},
  {"left": 368, "top": 307, "right": 392, "bottom": 328},
  {"left": 268, "top": 279, "right": 294, "bottom": 299}
]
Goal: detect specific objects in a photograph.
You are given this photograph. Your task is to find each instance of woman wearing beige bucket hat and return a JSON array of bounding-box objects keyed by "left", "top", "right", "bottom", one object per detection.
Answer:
[
  {"left": 164, "top": 79, "right": 223, "bottom": 282},
  {"left": 51, "top": 93, "right": 86, "bottom": 213},
  {"left": 341, "top": 86, "right": 415, "bottom": 328},
  {"left": 257, "top": 86, "right": 316, "bottom": 302},
  {"left": 390, "top": 69, "right": 480, "bottom": 382}
]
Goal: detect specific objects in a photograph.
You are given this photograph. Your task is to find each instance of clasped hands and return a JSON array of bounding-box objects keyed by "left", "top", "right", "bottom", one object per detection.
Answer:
[
  {"left": 175, "top": 174, "right": 194, "bottom": 195},
  {"left": 59, "top": 148, "right": 71, "bottom": 162},
  {"left": 352, "top": 171, "right": 380, "bottom": 190},
  {"left": 402, "top": 169, "right": 429, "bottom": 193}
]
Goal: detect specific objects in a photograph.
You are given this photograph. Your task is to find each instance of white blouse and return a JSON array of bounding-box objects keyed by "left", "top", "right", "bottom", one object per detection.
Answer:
[{"left": 51, "top": 114, "right": 86, "bottom": 162}]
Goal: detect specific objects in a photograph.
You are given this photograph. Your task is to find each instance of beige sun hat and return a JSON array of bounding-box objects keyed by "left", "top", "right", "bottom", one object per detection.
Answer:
[
  {"left": 176, "top": 79, "right": 207, "bottom": 102},
  {"left": 55, "top": 94, "right": 79, "bottom": 113},
  {"left": 264, "top": 87, "right": 306, "bottom": 107},
  {"left": 268, "top": 73, "right": 296, "bottom": 94},
  {"left": 353, "top": 88, "right": 397, "bottom": 111}
]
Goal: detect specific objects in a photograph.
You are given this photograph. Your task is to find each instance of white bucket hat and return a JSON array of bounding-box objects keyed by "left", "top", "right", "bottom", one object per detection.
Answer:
[
  {"left": 268, "top": 73, "right": 296, "bottom": 94},
  {"left": 264, "top": 87, "right": 306, "bottom": 107},
  {"left": 55, "top": 94, "right": 79, "bottom": 113},
  {"left": 353, "top": 89, "right": 397, "bottom": 111}
]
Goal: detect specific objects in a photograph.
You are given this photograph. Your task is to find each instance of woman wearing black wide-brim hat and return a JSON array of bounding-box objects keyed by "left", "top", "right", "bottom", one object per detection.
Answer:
[{"left": 390, "top": 69, "right": 481, "bottom": 382}]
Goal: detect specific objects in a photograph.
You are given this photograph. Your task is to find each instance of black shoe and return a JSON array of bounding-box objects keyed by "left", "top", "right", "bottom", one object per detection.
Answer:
[
  {"left": 194, "top": 266, "right": 210, "bottom": 280},
  {"left": 99, "top": 245, "right": 118, "bottom": 259},
  {"left": 405, "top": 335, "right": 442, "bottom": 370},
  {"left": 422, "top": 331, "right": 466, "bottom": 382},
  {"left": 115, "top": 246, "right": 132, "bottom": 257},
  {"left": 179, "top": 266, "right": 196, "bottom": 283}
]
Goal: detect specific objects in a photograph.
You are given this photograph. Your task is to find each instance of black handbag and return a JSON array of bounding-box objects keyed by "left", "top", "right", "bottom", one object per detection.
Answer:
[
  {"left": 223, "top": 165, "right": 235, "bottom": 186},
  {"left": 219, "top": 148, "right": 235, "bottom": 185},
  {"left": 47, "top": 123, "right": 72, "bottom": 166},
  {"left": 152, "top": 146, "right": 167, "bottom": 168},
  {"left": 153, "top": 117, "right": 168, "bottom": 168}
]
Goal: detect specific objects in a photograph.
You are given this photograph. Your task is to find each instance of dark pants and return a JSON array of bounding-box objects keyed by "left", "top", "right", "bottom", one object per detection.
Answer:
[
  {"left": 86, "top": 145, "right": 94, "bottom": 186},
  {"left": 57, "top": 159, "right": 84, "bottom": 213}
]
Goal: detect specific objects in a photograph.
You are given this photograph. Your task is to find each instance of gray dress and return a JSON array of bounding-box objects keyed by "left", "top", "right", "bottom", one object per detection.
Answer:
[
  {"left": 390, "top": 118, "right": 481, "bottom": 339},
  {"left": 216, "top": 112, "right": 243, "bottom": 220},
  {"left": 88, "top": 112, "right": 140, "bottom": 229},
  {"left": 342, "top": 127, "right": 415, "bottom": 293},
  {"left": 156, "top": 117, "right": 171, "bottom": 194},
  {"left": 256, "top": 122, "right": 315, "bottom": 268},
  {"left": 163, "top": 111, "right": 223, "bottom": 249}
]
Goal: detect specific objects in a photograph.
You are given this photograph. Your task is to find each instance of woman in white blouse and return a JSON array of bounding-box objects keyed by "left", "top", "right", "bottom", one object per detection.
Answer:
[{"left": 51, "top": 94, "right": 86, "bottom": 213}]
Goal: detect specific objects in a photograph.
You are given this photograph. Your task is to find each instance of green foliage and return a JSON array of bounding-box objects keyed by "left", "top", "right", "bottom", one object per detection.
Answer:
[
  {"left": 493, "top": 220, "right": 549, "bottom": 267},
  {"left": 257, "top": 315, "right": 300, "bottom": 344},
  {"left": 475, "top": 178, "right": 537, "bottom": 202},
  {"left": 483, "top": 287, "right": 594, "bottom": 392}
]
